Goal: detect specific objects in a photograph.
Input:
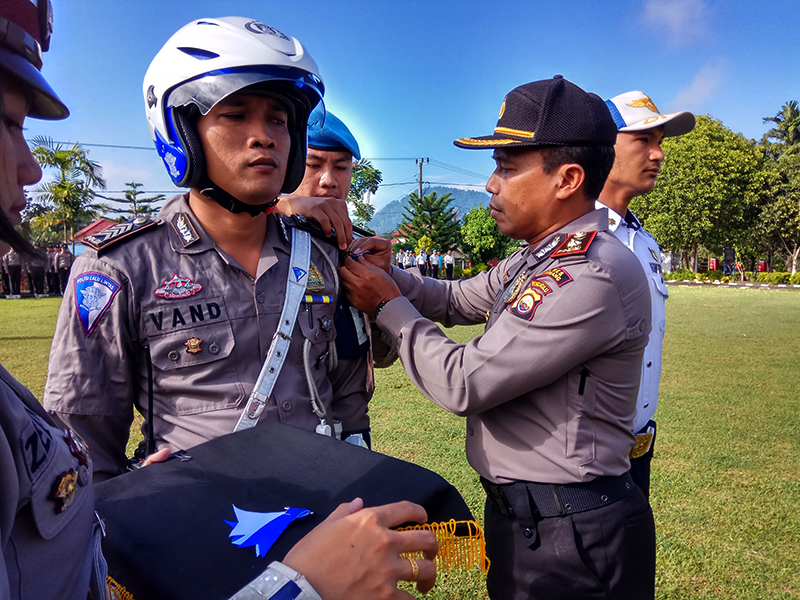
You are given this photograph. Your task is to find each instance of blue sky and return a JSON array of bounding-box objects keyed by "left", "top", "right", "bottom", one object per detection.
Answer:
[{"left": 25, "top": 0, "right": 800, "bottom": 213}]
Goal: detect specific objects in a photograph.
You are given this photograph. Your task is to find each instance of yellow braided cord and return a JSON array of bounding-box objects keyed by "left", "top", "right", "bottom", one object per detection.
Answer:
[
  {"left": 398, "top": 519, "right": 489, "bottom": 573},
  {"left": 107, "top": 575, "right": 135, "bottom": 600}
]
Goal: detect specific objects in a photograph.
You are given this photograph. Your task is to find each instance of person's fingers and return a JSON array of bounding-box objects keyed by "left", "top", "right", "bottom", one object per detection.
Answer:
[
  {"left": 368, "top": 500, "right": 429, "bottom": 529},
  {"left": 322, "top": 497, "right": 364, "bottom": 524},
  {"left": 142, "top": 447, "right": 171, "bottom": 467},
  {"left": 390, "top": 529, "right": 439, "bottom": 557},
  {"left": 414, "top": 558, "right": 437, "bottom": 594},
  {"left": 315, "top": 210, "right": 333, "bottom": 237}
]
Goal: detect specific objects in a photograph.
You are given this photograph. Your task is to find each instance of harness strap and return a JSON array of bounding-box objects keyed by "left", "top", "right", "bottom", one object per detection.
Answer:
[{"left": 234, "top": 229, "right": 311, "bottom": 432}]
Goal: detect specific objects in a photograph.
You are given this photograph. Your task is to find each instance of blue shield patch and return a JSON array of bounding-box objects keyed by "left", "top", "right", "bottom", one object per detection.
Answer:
[
  {"left": 74, "top": 272, "right": 121, "bottom": 336},
  {"left": 292, "top": 267, "right": 307, "bottom": 283}
]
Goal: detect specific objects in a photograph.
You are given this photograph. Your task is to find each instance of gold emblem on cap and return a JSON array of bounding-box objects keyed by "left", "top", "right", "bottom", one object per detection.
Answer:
[
  {"left": 494, "top": 126, "right": 535, "bottom": 138},
  {"left": 499, "top": 98, "right": 506, "bottom": 119},
  {"left": 627, "top": 96, "right": 659, "bottom": 113},
  {"left": 184, "top": 337, "right": 203, "bottom": 354}
]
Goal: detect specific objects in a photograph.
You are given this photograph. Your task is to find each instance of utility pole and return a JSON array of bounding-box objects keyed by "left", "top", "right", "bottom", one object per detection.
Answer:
[{"left": 416, "top": 157, "right": 429, "bottom": 200}]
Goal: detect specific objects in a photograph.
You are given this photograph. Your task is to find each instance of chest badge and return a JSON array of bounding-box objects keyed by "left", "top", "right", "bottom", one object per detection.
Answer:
[
  {"left": 306, "top": 263, "right": 325, "bottom": 292},
  {"left": 318, "top": 316, "right": 333, "bottom": 332},
  {"left": 51, "top": 469, "right": 79, "bottom": 514},
  {"left": 184, "top": 337, "right": 203, "bottom": 354},
  {"left": 154, "top": 274, "right": 203, "bottom": 299},
  {"left": 503, "top": 271, "right": 528, "bottom": 305}
]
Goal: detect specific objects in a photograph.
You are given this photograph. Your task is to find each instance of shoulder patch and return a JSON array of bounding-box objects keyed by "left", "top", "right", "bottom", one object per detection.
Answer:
[
  {"left": 532, "top": 233, "right": 565, "bottom": 261},
  {"left": 83, "top": 217, "right": 160, "bottom": 253},
  {"left": 74, "top": 272, "right": 121, "bottom": 336},
  {"left": 538, "top": 267, "right": 573, "bottom": 287},
  {"left": 550, "top": 231, "right": 597, "bottom": 258},
  {"left": 171, "top": 213, "right": 200, "bottom": 248},
  {"left": 510, "top": 288, "right": 544, "bottom": 321}
]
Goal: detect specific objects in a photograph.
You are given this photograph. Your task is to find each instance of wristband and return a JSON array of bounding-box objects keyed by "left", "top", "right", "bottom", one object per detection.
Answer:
[{"left": 228, "top": 561, "right": 323, "bottom": 600}]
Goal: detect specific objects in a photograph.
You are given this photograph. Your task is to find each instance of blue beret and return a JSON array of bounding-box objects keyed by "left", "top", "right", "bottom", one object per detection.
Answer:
[{"left": 307, "top": 106, "right": 361, "bottom": 160}]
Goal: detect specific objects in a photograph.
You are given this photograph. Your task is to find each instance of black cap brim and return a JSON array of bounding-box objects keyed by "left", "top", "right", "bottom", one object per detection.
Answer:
[{"left": 0, "top": 47, "right": 69, "bottom": 120}]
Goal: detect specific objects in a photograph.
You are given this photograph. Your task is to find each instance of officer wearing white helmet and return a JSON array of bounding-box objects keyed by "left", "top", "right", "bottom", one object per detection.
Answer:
[{"left": 44, "top": 17, "right": 372, "bottom": 481}]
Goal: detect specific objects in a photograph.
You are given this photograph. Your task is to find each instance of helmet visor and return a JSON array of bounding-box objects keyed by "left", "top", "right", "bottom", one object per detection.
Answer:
[{"left": 167, "top": 65, "right": 324, "bottom": 117}]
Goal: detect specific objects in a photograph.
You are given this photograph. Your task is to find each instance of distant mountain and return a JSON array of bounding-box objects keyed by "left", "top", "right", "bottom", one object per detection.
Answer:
[{"left": 367, "top": 185, "right": 490, "bottom": 236}]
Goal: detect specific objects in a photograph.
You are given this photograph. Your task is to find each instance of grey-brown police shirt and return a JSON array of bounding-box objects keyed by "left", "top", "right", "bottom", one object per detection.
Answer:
[
  {"left": 44, "top": 194, "right": 371, "bottom": 481},
  {"left": 1, "top": 364, "right": 98, "bottom": 600},
  {"left": 375, "top": 209, "right": 651, "bottom": 485}
]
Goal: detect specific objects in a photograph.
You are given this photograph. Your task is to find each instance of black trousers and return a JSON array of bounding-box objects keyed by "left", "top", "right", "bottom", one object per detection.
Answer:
[
  {"left": 30, "top": 267, "right": 45, "bottom": 295},
  {"left": 432, "top": 265, "right": 439, "bottom": 279},
  {"left": 418, "top": 265, "right": 427, "bottom": 276},
  {"left": 8, "top": 265, "right": 21, "bottom": 294},
  {"left": 59, "top": 267, "right": 70, "bottom": 294},
  {"left": 446, "top": 265, "right": 454, "bottom": 280},
  {"left": 484, "top": 486, "right": 655, "bottom": 600}
]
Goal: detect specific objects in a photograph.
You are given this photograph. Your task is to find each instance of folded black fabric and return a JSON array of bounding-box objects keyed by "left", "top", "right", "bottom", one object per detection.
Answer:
[{"left": 95, "top": 422, "right": 472, "bottom": 600}]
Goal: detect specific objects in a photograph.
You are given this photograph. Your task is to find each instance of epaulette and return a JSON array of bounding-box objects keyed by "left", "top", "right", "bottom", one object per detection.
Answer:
[
  {"left": 83, "top": 217, "right": 162, "bottom": 254},
  {"left": 550, "top": 231, "right": 598, "bottom": 258}
]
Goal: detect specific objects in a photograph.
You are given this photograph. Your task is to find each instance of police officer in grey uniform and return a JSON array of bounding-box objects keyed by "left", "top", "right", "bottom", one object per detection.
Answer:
[
  {"left": 599, "top": 91, "right": 695, "bottom": 497},
  {"left": 0, "top": 2, "right": 106, "bottom": 598},
  {"left": 342, "top": 77, "right": 656, "bottom": 599},
  {"left": 44, "top": 18, "right": 371, "bottom": 481}
]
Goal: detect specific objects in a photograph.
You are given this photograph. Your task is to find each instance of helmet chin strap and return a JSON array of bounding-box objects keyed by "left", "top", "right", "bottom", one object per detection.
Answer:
[{"left": 199, "top": 177, "right": 278, "bottom": 217}]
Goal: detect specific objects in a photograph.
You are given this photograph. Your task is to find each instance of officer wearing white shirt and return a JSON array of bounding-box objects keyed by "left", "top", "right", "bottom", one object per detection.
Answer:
[{"left": 597, "top": 90, "right": 695, "bottom": 497}]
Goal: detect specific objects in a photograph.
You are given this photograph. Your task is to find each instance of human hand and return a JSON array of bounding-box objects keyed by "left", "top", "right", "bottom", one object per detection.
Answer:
[
  {"left": 349, "top": 237, "right": 394, "bottom": 273},
  {"left": 283, "top": 498, "right": 438, "bottom": 599},
  {"left": 141, "top": 447, "right": 171, "bottom": 467},
  {"left": 275, "top": 194, "right": 352, "bottom": 250},
  {"left": 339, "top": 256, "right": 401, "bottom": 316}
]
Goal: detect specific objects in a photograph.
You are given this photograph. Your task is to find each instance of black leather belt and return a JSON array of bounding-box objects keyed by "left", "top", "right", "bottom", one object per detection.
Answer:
[{"left": 481, "top": 472, "right": 636, "bottom": 547}]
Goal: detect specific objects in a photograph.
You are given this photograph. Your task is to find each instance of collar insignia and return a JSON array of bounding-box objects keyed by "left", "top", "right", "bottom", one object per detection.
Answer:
[
  {"left": 154, "top": 274, "right": 203, "bottom": 299},
  {"left": 184, "top": 337, "right": 203, "bottom": 354},
  {"left": 649, "top": 247, "right": 661, "bottom": 263},
  {"left": 533, "top": 234, "right": 564, "bottom": 261},
  {"left": 64, "top": 429, "right": 90, "bottom": 468},
  {"left": 306, "top": 263, "right": 325, "bottom": 292},
  {"left": 171, "top": 213, "right": 200, "bottom": 248}
]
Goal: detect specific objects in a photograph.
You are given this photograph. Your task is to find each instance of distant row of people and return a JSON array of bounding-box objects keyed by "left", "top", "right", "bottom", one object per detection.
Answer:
[
  {"left": 394, "top": 248, "right": 456, "bottom": 279},
  {"left": 0, "top": 244, "right": 73, "bottom": 296}
]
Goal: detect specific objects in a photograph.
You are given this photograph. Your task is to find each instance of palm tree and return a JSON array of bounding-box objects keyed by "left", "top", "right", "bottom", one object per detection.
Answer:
[
  {"left": 762, "top": 101, "right": 800, "bottom": 152},
  {"left": 30, "top": 136, "right": 107, "bottom": 251}
]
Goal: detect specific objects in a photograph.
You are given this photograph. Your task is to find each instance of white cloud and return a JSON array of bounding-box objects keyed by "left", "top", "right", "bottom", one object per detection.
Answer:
[
  {"left": 642, "top": 0, "right": 710, "bottom": 49},
  {"left": 668, "top": 59, "right": 726, "bottom": 112}
]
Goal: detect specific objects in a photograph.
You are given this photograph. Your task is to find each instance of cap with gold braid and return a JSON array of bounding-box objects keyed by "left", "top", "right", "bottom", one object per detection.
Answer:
[{"left": 454, "top": 75, "right": 616, "bottom": 150}]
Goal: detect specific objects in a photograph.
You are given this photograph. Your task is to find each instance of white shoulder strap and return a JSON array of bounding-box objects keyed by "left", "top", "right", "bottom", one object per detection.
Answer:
[{"left": 234, "top": 229, "right": 311, "bottom": 432}]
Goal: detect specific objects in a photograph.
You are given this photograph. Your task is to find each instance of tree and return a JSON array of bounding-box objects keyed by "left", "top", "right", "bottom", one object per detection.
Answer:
[
  {"left": 347, "top": 159, "right": 382, "bottom": 229},
  {"left": 460, "top": 205, "right": 517, "bottom": 264},
  {"left": 103, "top": 181, "right": 165, "bottom": 221},
  {"left": 30, "top": 136, "right": 107, "bottom": 251},
  {"left": 631, "top": 116, "right": 764, "bottom": 270},
  {"left": 762, "top": 100, "right": 800, "bottom": 153},
  {"left": 758, "top": 152, "right": 800, "bottom": 273},
  {"left": 397, "top": 191, "right": 460, "bottom": 253}
]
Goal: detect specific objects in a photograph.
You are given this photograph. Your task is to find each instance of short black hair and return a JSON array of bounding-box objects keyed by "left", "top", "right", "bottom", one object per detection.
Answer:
[{"left": 539, "top": 145, "right": 615, "bottom": 200}]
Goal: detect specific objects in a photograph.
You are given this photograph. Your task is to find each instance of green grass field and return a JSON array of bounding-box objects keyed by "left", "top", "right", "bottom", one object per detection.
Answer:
[{"left": 1, "top": 286, "right": 798, "bottom": 599}]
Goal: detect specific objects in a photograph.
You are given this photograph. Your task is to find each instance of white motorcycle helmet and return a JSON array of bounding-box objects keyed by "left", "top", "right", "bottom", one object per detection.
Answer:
[{"left": 143, "top": 17, "right": 324, "bottom": 214}]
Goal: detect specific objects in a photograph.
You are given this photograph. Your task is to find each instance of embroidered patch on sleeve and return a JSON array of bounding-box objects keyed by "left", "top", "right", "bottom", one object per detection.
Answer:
[
  {"left": 538, "top": 267, "right": 573, "bottom": 287},
  {"left": 74, "top": 272, "right": 121, "bottom": 336},
  {"left": 550, "top": 231, "right": 597, "bottom": 258},
  {"left": 510, "top": 288, "right": 543, "bottom": 321}
]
